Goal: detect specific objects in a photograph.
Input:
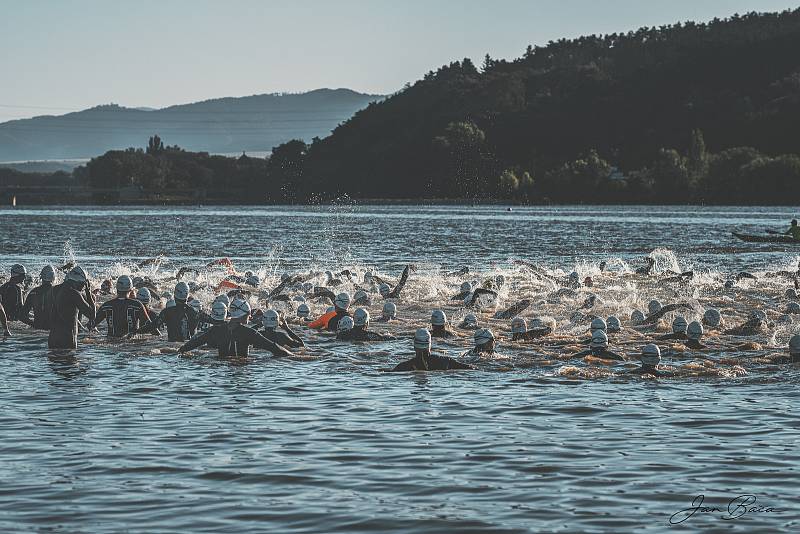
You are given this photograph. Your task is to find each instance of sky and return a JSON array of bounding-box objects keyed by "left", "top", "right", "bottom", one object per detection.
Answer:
[{"left": 1, "top": 0, "right": 798, "bottom": 122}]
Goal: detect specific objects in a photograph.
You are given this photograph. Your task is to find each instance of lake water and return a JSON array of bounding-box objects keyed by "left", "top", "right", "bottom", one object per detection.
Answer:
[{"left": 1, "top": 204, "right": 799, "bottom": 532}]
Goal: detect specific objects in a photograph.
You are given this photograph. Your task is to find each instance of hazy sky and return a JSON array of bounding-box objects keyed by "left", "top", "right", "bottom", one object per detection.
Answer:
[{"left": 1, "top": 0, "right": 797, "bottom": 122}]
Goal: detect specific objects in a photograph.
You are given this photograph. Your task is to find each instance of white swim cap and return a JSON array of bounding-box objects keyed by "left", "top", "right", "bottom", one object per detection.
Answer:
[
  {"left": 174, "top": 281, "right": 190, "bottom": 301},
  {"left": 337, "top": 316, "right": 354, "bottom": 332},
  {"left": 529, "top": 317, "right": 544, "bottom": 329},
  {"left": 788, "top": 302, "right": 800, "bottom": 315},
  {"left": 631, "top": 309, "right": 645, "bottom": 324},
  {"left": 641, "top": 344, "right": 661, "bottom": 366},
  {"left": 165, "top": 299, "right": 176, "bottom": 309},
  {"left": 703, "top": 308, "right": 721, "bottom": 327},
  {"left": 136, "top": 287, "right": 151, "bottom": 304},
  {"left": 382, "top": 301, "right": 397, "bottom": 319},
  {"left": 245, "top": 275, "right": 260, "bottom": 287},
  {"left": 606, "top": 316, "right": 621, "bottom": 332},
  {"left": 229, "top": 298, "right": 251, "bottom": 319},
  {"left": 591, "top": 330, "right": 608, "bottom": 349},
  {"left": 463, "top": 313, "right": 478, "bottom": 327},
  {"left": 474, "top": 328, "right": 495, "bottom": 346},
  {"left": 189, "top": 299, "right": 202, "bottom": 313},
  {"left": 40, "top": 265, "right": 56, "bottom": 283},
  {"left": 414, "top": 328, "right": 432, "bottom": 350},
  {"left": 460, "top": 281, "right": 472, "bottom": 293},
  {"left": 431, "top": 309, "right": 447, "bottom": 327},
  {"left": 511, "top": 316, "right": 527, "bottom": 334},
  {"left": 297, "top": 303, "right": 310, "bottom": 318},
  {"left": 326, "top": 306, "right": 335, "bottom": 314},
  {"left": 66, "top": 266, "right": 88, "bottom": 285},
  {"left": 785, "top": 288, "right": 798, "bottom": 300},
  {"left": 10, "top": 264, "right": 26, "bottom": 277},
  {"left": 648, "top": 299, "right": 662, "bottom": 315},
  {"left": 353, "top": 308, "right": 370, "bottom": 327},
  {"left": 214, "top": 294, "right": 230, "bottom": 306},
  {"left": 116, "top": 275, "right": 133, "bottom": 293},
  {"left": 354, "top": 289, "right": 368, "bottom": 302},
  {"left": 672, "top": 316, "right": 688, "bottom": 334},
  {"left": 750, "top": 310, "right": 767, "bottom": 322},
  {"left": 687, "top": 321, "right": 703, "bottom": 341},
  {"left": 590, "top": 317, "right": 607, "bottom": 333},
  {"left": 211, "top": 301, "right": 228, "bottom": 322},
  {"left": 263, "top": 309, "right": 279, "bottom": 328},
  {"left": 293, "top": 295, "right": 306, "bottom": 303},
  {"left": 334, "top": 292, "right": 351, "bottom": 310},
  {"left": 379, "top": 283, "right": 391, "bottom": 297}
]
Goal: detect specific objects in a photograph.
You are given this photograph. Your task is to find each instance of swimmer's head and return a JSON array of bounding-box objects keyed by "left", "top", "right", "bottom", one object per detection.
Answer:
[
  {"left": 641, "top": 344, "right": 661, "bottom": 367},
  {"left": 297, "top": 303, "right": 310, "bottom": 319},
  {"left": 65, "top": 265, "right": 88, "bottom": 288},
  {"left": 787, "top": 302, "right": 800, "bottom": 315},
  {"left": 136, "top": 287, "right": 151, "bottom": 304},
  {"left": 210, "top": 301, "right": 228, "bottom": 322},
  {"left": 793, "top": 219, "right": 798, "bottom": 227},
  {"left": 379, "top": 283, "right": 391, "bottom": 298},
  {"left": 785, "top": 288, "right": 798, "bottom": 301},
  {"left": 10, "top": 264, "right": 26, "bottom": 279},
  {"left": 648, "top": 299, "right": 662, "bottom": 315},
  {"left": 245, "top": 275, "right": 260, "bottom": 288},
  {"left": 325, "top": 306, "right": 335, "bottom": 314},
  {"left": 672, "top": 316, "right": 688, "bottom": 334},
  {"left": 511, "top": 316, "right": 527, "bottom": 334},
  {"left": 229, "top": 298, "right": 251, "bottom": 320},
  {"left": 116, "top": 275, "right": 133, "bottom": 295},
  {"left": 631, "top": 310, "right": 645, "bottom": 324},
  {"left": 293, "top": 295, "right": 306, "bottom": 303},
  {"left": 414, "top": 328, "right": 432, "bottom": 352},
  {"left": 590, "top": 317, "right": 607, "bottom": 334},
  {"left": 214, "top": 294, "right": 230, "bottom": 307},
  {"left": 382, "top": 301, "right": 397, "bottom": 320},
  {"left": 337, "top": 316, "right": 354, "bottom": 333},
  {"left": 334, "top": 292, "right": 351, "bottom": 311},
  {"left": 353, "top": 308, "right": 370, "bottom": 328},
  {"left": 460, "top": 281, "right": 472, "bottom": 294},
  {"left": 462, "top": 313, "right": 478, "bottom": 328},
  {"left": 353, "top": 289, "right": 368, "bottom": 303},
  {"left": 687, "top": 321, "right": 703, "bottom": 341},
  {"left": 703, "top": 308, "right": 722, "bottom": 328},
  {"left": 590, "top": 330, "right": 608, "bottom": 350},
  {"left": 724, "top": 280, "right": 735, "bottom": 289},
  {"left": 189, "top": 299, "right": 202, "bottom": 314},
  {"left": 40, "top": 265, "right": 56, "bottom": 283},
  {"left": 606, "top": 316, "right": 621, "bottom": 333},
  {"left": 530, "top": 317, "right": 544, "bottom": 329},
  {"left": 431, "top": 309, "right": 447, "bottom": 327},
  {"left": 174, "top": 281, "right": 190, "bottom": 302},
  {"left": 474, "top": 328, "right": 495, "bottom": 351},
  {"left": 262, "top": 309, "right": 279, "bottom": 329},
  {"left": 790, "top": 334, "right": 800, "bottom": 356},
  {"left": 165, "top": 299, "right": 176, "bottom": 309}
]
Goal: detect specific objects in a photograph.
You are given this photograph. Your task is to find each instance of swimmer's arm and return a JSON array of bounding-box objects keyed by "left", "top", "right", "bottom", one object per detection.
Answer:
[
  {"left": 76, "top": 291, "right": 96, "bottom": 324},
  {"left": 178, "top": 331, "right": 209, "bottom": 352},
  {"left": 280, "top": 317, "right": 305, "bottom": 347},
  {"left": 17, "top": 292, "right": 35, "bottom": 327},
  {"left": 447, "top": 358, "right": 476, "bottom": 370},
  {"left": 249, "top": 329, "right": 293, "bottom": 357},
  {"left": 569, "top": 349, "right": 593, "bottom": 359},
  {"left": 388, "top": 265, "right": 411, "bottom": 298}
]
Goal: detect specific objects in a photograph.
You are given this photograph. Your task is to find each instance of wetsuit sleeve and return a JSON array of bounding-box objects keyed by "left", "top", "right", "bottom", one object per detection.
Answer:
[
  {"left": 248, "top": 329, "right": 293, "bottom": 357},
  {"left": 93, "top": 303, "right": 109, "bottom": 328},
  {"left": 179, "top": 330, "right": 210, "bottom": 352},
  {"left": 281, "top": 322, "right": 305, "bottom": 346},
  {"left": 0, "top": 304, "right": 8, "bottom": 332},
  {"left": 389, "top": 359, "right": 416, "bottom": 372},
  {"left": 18, "top": 289, "right": 35, "bottom": 327},
  {"left": 388, "top": 265, "right": 411, "bottom": 298},
  {"left": 76, "top": 291, "right": 96, "bottom": 324},
  {"left": 571, "top": 349, "right": 593, "bottom": 358},
  {"left": 602, "top": 350, "right": 624, "bottom": 361},
  {"left": 308, "top": 310, "right": 336, "bottom": 330},
  {"left": 446, "top": 358, "right": 475, "bottom": 370}
]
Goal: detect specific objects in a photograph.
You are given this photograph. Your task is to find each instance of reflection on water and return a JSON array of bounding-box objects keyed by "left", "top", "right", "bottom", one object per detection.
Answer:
[{"left": 1, "top": 205, "right": 799, "bottom": 532}]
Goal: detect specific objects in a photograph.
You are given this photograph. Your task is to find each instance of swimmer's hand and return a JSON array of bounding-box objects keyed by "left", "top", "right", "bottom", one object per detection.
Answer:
[{"left": 2, "top": 329, "right": 10, "bottom": 338}]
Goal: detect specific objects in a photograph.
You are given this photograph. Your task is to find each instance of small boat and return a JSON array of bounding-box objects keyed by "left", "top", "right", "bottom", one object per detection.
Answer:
[{"left": 732, "top": 232, "right": 800, "bottom": 244}]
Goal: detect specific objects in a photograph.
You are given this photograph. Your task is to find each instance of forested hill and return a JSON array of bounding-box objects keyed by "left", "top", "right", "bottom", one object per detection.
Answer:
[
  {"left": 0, "top": 89, "right": 381, "bottom": 161},
  {"left": 283, "top": 9, "right": 800, "bottom": 204}
]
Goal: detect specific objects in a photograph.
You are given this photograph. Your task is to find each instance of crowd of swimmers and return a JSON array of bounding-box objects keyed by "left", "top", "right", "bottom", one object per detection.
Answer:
[{"left": 2, "top": 254, "right": 800, "bottom": 375}]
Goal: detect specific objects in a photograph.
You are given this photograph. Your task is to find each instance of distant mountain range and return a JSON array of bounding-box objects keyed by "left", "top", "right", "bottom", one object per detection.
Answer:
[{"left": 0, "top": 88, "right": 383, "bottom": 161}]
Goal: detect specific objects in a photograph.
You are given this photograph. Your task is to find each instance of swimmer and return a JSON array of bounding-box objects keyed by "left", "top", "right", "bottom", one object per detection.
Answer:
[
  {"left": 0, "top": 264, "right": 27, "bottom": 322},
  {"left": 463, "top": 328, "right": 496, "bottom": 358},
  {"left": 352, "top": 289, "right": 370, "bottom": 306},
  {"left": 19, "top": 265, "right": 56, "bottom": 330},
  {"left": 635, "top": 257, "right": 656, "bottom": 275},
  {"left": 657, "top": 316, "right": 689, "bottom": 341},
  {"left": 464, "top": 287, "right": 498, "bottom": 308},
  {"left": 309, "top": 292, "right": 351, "bottom": 331},
  {"left": 458, "top": 313, "right": 478, "bottom": 330},
  {"left": 570, "top": 331, "right": 624, "bottom": 361},
  {"left": 0, "top": 302, "right": 9, "bottom": 337},
  {"left": 91, "top": 275, "right": 153, "bottom": 338},
  {"left": 374, "top": 302, "right": 397, "bottom": 323},
  {"left": 607, "top": 316, "right": 621, "bottom": 333},
  {"left": 724, "top": 313, "right": 768, "bottom": 337},
  {"left": 260, "top": 309, "right": 304, "bottom": 348},
  {"left": 640, "top": 302, "right": 693, "bottom": 326},
  {"left": 338, "top": 308, "right": 395, "bottom": 342},
  {"left": 48, "top": 266, "right": 97, "bottom": 350},
  {"left": 296, "top": 303, "right": 311, "bottom": 321},
  {"left": 133, "top": 288, "right": 162, "bottom": 335},
  {"left": 430, "top": 309, "right": 457, "bottom": 338},
  {"left": 178, "top": 300, "right": 293, "bottom": 358},
  {"left": 785, "top": 218, "right": 800, "bottom": 240},
  {"left": 452, "top": 281, "right": 473, "bottom": 301},
  {"left": 378, "top": 264, "right": 413, "bottom": 299},
  {"left": 494, "top": 299, "right": 531, "bottom": 320},
  {"left": 703, "top": 308, "right": 723, "bottom": 328},
  {"left": 510, "top": 317, "right": 552, "bottom": 341},
  {"left": 626, "top": 344, "right": 672, "bottom": 377},
  {"left": 685, "top": 321, "right": 706, "bottom": 349},
  {"left": 387, "top": 328, "right": 474, "bottom": 372},
  {"left": 156, "top": 281, "right": 200, "bottom": 341}
]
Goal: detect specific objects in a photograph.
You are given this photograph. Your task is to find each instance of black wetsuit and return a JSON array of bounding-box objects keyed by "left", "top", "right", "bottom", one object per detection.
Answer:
[
  {"left": 337, "top": 327, "right": 394, "bottom": 342},
  {"left": 261, "top": 327, "right": 303, "bottom": 349},
  {"left": 157, "top": 301, "right": 199, "bottom": 342},
  {"left": 431, "top": 326, "right": 456, "bottom": 338},
  {"left": 94, "top": 297, "right": 152, "bottom": 337},
  {"left": 180, "top": 323, "right": 291, "bottom": 357},
  {"left": 326, "top": 310, "right": 350, "bottom": 332},
  {"left": 19, "top": 282, "right": 54, "bottom": 329},
  {"left": 196, "top": 311, "right": 215, "bottom": 333},
  {"left": 657, "top": 332, "right": 688, "bottom": 341},
  {"left": 626, "top": 366, "right": 671, "bottom": 377},
  {"left": 572, "top": 347, "right": 624, "bottom": 361},
  {"left": 384, "top": 266, "right": 411, "bottom": 299},
  {"left": 48, "top": 283, "right": 96, "bottom": 349},
  {"left": 0, "top": 278, "right": 25, "bottom": 321},
  {"left": 512, "top": 327, "right": 553, "bottom": 341},
  {"left": 390, "top": 353, "right": 474, "bottom": 371}
]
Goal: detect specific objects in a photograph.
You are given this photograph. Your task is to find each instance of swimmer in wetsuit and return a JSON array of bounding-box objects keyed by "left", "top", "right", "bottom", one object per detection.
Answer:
[
  {"left": 430, "top": 309, "right": 457, "bottom": 338},
  {"left": 338, "top": 308, "right": 395, "bottom": 342},
  {"left": 570, "top": 330, "right": 624, "bottom": 361},
  {"left": 156, "top": 281, "right": 199, "bottom": 341},
  {"left": 92, "top": 275, "right": 153, "bottom": 338},
  {"left": 510, "top": 316, "right": 552, "bottom": 342},
  {"left": 656, "top": 316, "right": 689, "bottom": 341},
  {"left": 462, "top": 328, "right": 497, "bottom": 358},
  {"left": 388, "top": 328, "right": 474, "bottom": 372},
  {"left": 0, "top": 264, "right": 27, "bottom": 323},
  {"left": 19, "top": 265, "right": 56, "bottom": 330},
  {"left": 179, "top": 299, "right": 292, "bottom": 358},
  {"left": 378, "top": 265, "right": 413, "bottom": 299},
  {"left": 309, "top": 292, "right": 351, "bottom": 331},
  {"left": 626, "top": 344, "right": 672, "bottom": 377},
  {"left": 785, "top": 219, "right": 800, "bottom": 241},
  {"left": 48, "top": 266, "right": 96, "bottom": 350},
  {"left": 0, "top": 302, "right": 10, "bottom": 337},
  {"left": 260, "top": 309, "right": 304, "bottom": 349}
]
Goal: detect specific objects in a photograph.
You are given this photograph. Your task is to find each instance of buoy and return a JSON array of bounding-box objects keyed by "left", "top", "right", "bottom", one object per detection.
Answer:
[{"left": 11, "top": 195, "right": 16, "bottom": 207}]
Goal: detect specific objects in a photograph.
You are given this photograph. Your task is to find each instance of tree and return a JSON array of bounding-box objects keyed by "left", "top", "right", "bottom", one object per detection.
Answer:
[
  {"left": 687, "top": 129, "right": 709, "bottom": 189},
  {"left": 499, "top": 169, "right": 520, "bottom": 197},
  {"left": 146, "top": 135, "right": 164, "bottom": 155}
]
